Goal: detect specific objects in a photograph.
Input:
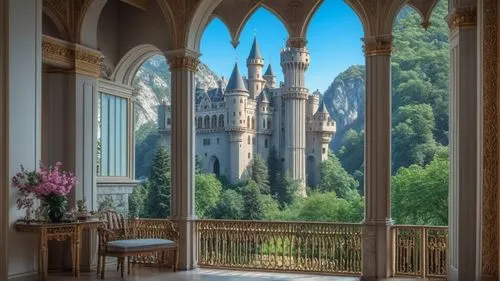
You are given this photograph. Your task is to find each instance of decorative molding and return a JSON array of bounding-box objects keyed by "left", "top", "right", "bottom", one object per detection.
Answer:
[
  {"left": 447, "top": 6, "right": 477, "bottom": 31},
  {"left": 42, "top": 0, "right": 93, "bottom": 42},
  {"left": 167, "top": 55, "right": 200, "bottom": 72},
  {"left": 97, "top": 79, "right": 134, "bottom": 99},
  {"left": 481, "top": 0, "right": 499, "bottom": 277},
  {"left": 287, "top": 37, "right": 307, "bottom": 49},
  {"left": 42, "top": 35, "right": 103, "bottom": 77},
  {"left": 363, "top": 36, "right": 393, "bottom": 57}
]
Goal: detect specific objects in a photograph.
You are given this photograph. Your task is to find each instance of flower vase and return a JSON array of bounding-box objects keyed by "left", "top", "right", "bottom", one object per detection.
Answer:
[
  {"left": 24, "top": 206, "right": 32, "bottom": 223},
  {"left": 44, "top": 195, "right": 67, "bottom": 223}
]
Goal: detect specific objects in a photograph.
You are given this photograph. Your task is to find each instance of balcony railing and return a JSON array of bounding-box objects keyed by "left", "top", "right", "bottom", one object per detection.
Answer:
[
  {"left": 391, "top": 225, "right": 448, "bottom": 279},
  {"left": 197, "top": 220, "right": 362, "bottom": 275}
]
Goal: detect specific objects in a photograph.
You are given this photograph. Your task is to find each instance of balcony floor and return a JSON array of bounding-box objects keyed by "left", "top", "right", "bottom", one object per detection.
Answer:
[
  {"left": 16, "top": 267, "right": 360, "bottom": 281},
  {"left": 14, "top": 267, "right": 431, "bottom": 281}
]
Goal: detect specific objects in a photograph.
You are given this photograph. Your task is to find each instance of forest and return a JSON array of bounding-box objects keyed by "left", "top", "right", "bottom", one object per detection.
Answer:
[{"left": 128, "top": 0, "right": 449, "bottom": 227}]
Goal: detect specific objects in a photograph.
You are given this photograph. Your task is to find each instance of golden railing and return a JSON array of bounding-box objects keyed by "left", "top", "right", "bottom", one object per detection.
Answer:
[
  {"left": 391, "top": 225, "right": 448, "bottom": 279},
  {"left": 197, "top": 220, "right": 362, "bottom": 275}
]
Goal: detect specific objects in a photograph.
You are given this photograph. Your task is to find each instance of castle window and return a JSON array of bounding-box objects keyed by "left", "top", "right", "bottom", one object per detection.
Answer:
[
  {"left": 252, "top": 118, "right": 256, "bottom": 129},
  {"left": 219, "top": 115, "right": 224, "bottom": 127},
  {"left": 217, "top": 138, "right": 220, "bottom": 144},
  {"left": 322, "top": 148, "right": 326, "bottom": 154},
  {"left": 263, "top": 119, "right": 266, "bottom": 128},
  {"left": 247, "top": 116, "right": 250, "bottom": 128},
  {"left": 265, "top": 139, "right": 268, "bottom": 148},
  {"left": 211, "top": 115, "right": 217, "bottom": 128},
  {"left": 167, "top": 118, "right": 171, "bottom": 125},
  {"left": 203, "top": 139, "right": 211, "bottom": 146},
  {"left": 233, "top": 112, "right": 236, "bottom": 116},
  {"left": 197, "top": 117, "right": 203, "bottom": 128},
  {"left": 204, "top": 116, "right": 210, "bottom": 128},
  {"left": 239, "top": 111, "right": 242, "bottom": 116},
  {"left": 248, "top": 153, "right": 251, "bottom": 159},
  {"left": 240, "top": 99, "right": 243, "bottom": 103},
  {"left": 267, "top": 119, "right": 272, "bottom": 129},
  {"left": 248, "top": 136, "right": 251, "bottom": 144}
]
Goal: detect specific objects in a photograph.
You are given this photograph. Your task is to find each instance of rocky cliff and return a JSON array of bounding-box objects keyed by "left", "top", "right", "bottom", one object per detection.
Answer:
[
  {"left": 133, "top": 55, "right": 222, "bottom": 130},
  {"left": 322, "top": 65, "right": 365, "bottom": 149}
]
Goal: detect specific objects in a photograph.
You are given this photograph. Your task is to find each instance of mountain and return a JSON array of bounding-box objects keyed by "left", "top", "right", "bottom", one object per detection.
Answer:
[
  {"left": 132, "top": 55, "right": 222, "bottom": 130},
  {"left": 323, "top": 65, "right": 365, "bottom": 150}
]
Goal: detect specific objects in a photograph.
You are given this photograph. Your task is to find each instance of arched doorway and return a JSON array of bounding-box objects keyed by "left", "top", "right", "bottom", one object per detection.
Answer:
[{"left": 210, "top": 156, "right": 220, "bottom": 177}]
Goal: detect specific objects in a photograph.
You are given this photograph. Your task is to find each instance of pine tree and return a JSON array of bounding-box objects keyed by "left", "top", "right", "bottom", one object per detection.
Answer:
[
  {"left": 252, "top": 155, "right": 270, "bottom": 194},
  {"left": 267, "top": 147, "right": 282, "bottom": 199},
  {"left": 144, "top": 146, "right": 171, "bottom": 218},
  {"left": 242, "top": 181, "right": 264, "bottom": 220}
]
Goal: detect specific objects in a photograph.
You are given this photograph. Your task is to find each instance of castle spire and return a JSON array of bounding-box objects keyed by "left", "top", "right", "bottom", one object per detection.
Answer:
[
  {"left": 264, "top": 64, "right": 275, "bottom": 76},
  {"left": 226, "top": 63, "right": 248, "bottom": 92},
  {"left": 248, "top": 36, "right": 263, "bottom": 60}
]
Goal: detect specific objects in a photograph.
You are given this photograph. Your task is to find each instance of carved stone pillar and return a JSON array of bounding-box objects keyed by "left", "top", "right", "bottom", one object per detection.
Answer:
[
  {"left": 478, "top": 0, "right": 498, "bottom": 280},
  {"left": 166, "top": 49, "right": 200, "bottom": 270},
  {"left": 447, "top": 5, "right": 480, "bottom": 281},
  {"left": 361, "top": 35, "right": 393, "bottom": 281},
  {"left": 42, "top": 37, "right": 102, "bottom": 271}
]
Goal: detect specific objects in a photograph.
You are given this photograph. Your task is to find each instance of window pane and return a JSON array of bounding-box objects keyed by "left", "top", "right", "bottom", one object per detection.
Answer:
[{"left": 97, "top": 92, "right": 128, "bottom": 177}]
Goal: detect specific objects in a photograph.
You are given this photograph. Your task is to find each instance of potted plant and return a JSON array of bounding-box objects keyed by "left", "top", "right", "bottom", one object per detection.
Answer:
[
  {"left": 76, "top": 199, "right": 90, "bottom": 221},
  {"left": 33, "top": 162, "right": 77, "bottom": 223},
  {"left": 12, "top": 166, "right": 40, "bottom": 222}
]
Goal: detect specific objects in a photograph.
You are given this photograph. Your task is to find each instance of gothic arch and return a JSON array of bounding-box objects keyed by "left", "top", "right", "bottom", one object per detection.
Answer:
[
  {"left": 404, "top": 0, "right": 440, "bottom": 30},
  {"left": 79, "top": 0, "right": 107, "bottom": 48},
  {"left": 186, "top": 0, "right": 224, "bottom": 52},
  {"left": 220, "top": 4, "right": 291, "bottom": 47},
  {"left": 210, "top": 156, "right": 221, "bottom": 177},
  {"left": 300, "top": 0, "right": 326, "bottom": 39},
  {"left": 111, "top": 44, "right": 163, "bottom": 86},
  {"left": 42, "top": 8, "right": 69, "bottom": 40}
]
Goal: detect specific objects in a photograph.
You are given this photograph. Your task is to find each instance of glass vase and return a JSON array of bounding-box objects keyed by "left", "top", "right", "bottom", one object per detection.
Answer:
[{"left": 43, "top": 195, "right": 67, "bottom": 223}]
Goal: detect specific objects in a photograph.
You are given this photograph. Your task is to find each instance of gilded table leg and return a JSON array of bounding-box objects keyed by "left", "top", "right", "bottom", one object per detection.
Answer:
[
  {"left": 76, "top": 226, "right": 81, "bottom": 277},
  {"left": 70, "top": 236, "right": 76, "bottom": 276},
  {"left": 41, "top": 229, "right": 48, "bottom": 281}
]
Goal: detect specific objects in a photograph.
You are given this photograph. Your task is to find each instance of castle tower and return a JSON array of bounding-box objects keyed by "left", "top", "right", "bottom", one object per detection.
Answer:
[
  {"left": 306, "top": 101, "right": 336, "bottom": 187},
  {"left": 247, "top": 36, "right": 266, "bottom": 99},
  {"left": 225, "top": 63, "right": 250, "bottom": 184},
  {"left": 280, "top": 42, "right": 310, "bottom": 196},
  {"left": 263, "top": 64, "right": 276, "bottom": 88},
  {"left": 307, "top": 90, "right": 320, "bottom": 119}
]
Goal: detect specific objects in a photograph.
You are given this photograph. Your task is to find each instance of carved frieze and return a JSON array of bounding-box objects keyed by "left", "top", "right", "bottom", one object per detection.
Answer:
[
  {"left": 42, "top": 35, "right": 103, "bottom": 77},
  {"left": 363, "top": 36, "right": 393, "bottom": 57},
  {"left": 447, "top": 6, "right": 477, "bottom": 31},
  {"left": 43, "top": 0, "right": 93, "bottom": 42}
]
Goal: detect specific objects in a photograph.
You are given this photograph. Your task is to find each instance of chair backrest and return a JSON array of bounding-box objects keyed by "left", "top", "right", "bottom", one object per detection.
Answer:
[{"left": 102, "top": 209, "right": 128, "bottom": 238}]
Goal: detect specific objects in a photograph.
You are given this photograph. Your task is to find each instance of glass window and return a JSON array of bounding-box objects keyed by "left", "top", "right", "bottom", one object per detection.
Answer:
[
  {"left": 97, "top": 93, "right": 128, "bottom": 177},
  {"left": 203, "top": 139, "right": 211, "bottom": 146}
]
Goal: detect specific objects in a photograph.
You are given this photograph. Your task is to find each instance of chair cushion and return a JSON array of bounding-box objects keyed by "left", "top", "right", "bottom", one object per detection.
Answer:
[{"left": 107, "top": 239, "right": 177, "bottom": 253}]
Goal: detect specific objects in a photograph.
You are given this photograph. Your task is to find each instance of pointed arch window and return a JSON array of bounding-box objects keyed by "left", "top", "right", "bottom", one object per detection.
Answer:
[
  {"left": 252, "top": 117, "right": 256, "bottom": 129},
  {"left": 212, "top": 115, "right": 217, "bottom": 128},
  {"left": 219, "top": 114, "right": 225, "bottom": 127},
  {"left": 197, "top": 117, "right": 203, "bottom": 129},
  {"left": 204, "top": 116, "right": 210, "bottom": 128},
  {"left": 247, "top": 116, "right": 251, "bottom": 128}
]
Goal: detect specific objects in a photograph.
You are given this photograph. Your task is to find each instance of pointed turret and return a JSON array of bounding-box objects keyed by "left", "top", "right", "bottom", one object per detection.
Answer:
[
  {"left": 226, "top": 63, "right": 248, "bottom": 93},
  {"left": 248, "top": 36, "right": 263, "bottom": 60},
  {"left": 264, "top": 64, "right": 275, "bottom": 76},
  {"left": 316, "top": 100, "right": 329, "bottom": 115}
]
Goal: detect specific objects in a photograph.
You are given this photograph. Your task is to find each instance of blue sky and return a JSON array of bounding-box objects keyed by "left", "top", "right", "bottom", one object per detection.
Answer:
[{"left": 200, "top": 0, "right": 364, "bottom": 93}]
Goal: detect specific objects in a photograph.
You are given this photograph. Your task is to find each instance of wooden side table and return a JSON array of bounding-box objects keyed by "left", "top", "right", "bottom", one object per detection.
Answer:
[{"left": 15, "top": 220, "right": 104, "bottom": 281}]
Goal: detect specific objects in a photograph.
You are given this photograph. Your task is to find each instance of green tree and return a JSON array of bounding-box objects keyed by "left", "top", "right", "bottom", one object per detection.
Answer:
[
  {"left": 212, "top": 189, "right": 245, "bottom": 219},
  {"left": 317, "top": 153, "right": 359, "bottom": 200},
  {"left": 128, "top": 183, "right": 148, "bottom": 218},
  {"left": 392, "top": 104, "right": 440, "bottom": 172},
  {"left": 336, "top": 129, "right": 364, "bottom": 176},
  {"left": 392, "top": 153, "right": 448, "bottom": 226},
  {"left": 241, "top": 181, "right": 264, "bottom": 220},
  {"left": 267, "top": 147, "right": 282, "bottom": 198},
  {"left": 195, "top": 173, "right": 222, "bottom": 218},
  {"left": 251, "top": 155, "right": 270, "bottom": 194},
  {"left": 144, "top": 146, "right": 170, "bottom": 218}
]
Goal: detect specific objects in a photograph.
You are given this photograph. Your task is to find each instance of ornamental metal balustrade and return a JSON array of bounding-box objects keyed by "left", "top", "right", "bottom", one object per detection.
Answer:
[{"left": 125, "top": 219, "right": 447, "bottom": 279}]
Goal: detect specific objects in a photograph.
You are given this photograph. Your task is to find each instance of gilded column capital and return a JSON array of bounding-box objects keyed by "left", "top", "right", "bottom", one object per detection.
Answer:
[
  {"left": 165, "top": 49, "right": 201, "bottom": 72},
  {"left": 447, "top": 6, "right": 477, "bottom": 31},
  {"left": 362, "top": 35, "right": 393, "bottom": 57}
]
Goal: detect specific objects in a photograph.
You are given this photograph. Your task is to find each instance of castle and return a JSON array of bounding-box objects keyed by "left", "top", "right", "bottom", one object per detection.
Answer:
[{"left": 158, "top": 37, "right": 336, "bottom": 195}]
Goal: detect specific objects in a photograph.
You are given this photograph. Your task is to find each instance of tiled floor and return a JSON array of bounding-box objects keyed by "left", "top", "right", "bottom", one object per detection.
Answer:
[{"left": 16, "top": 267, "right": 361, "bottom": 281}]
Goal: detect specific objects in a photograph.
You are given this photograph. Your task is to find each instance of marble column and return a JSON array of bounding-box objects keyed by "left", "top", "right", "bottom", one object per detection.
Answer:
[
  {"left": 0, "top": 1, "right": 8, "bottom": 279},
  {"left": 6, "top": 0, "right": 42, "bottom": 277},
  {"left": 447, "top": 5, "right": 480, "bottom": 281},
  {"left": 166, "top": 49, "right": 200, "bottom": 270},
  {"left": 361, "top": 35, "right": 393, "bottom": 281}
]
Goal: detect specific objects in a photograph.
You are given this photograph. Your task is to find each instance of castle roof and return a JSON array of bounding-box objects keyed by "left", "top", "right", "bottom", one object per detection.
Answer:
[
  {"left": 248, "top": 36, "right": 263, "bottom": 60},
  {"left": 259, "top": 87, "right": 270, "bottom": 103},
  {"left": 316, "top": 100, "right": 329, "bottom": 115},
  {"left": 226, "top": 63, "right": 248, "bottom": 92},
  {"left": 264, "top": 64, "right": 275, "bottom": 76}
]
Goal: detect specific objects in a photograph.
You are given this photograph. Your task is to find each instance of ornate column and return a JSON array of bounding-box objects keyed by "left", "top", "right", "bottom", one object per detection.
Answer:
[
  {"left": 447, "top": 5, "right": 480, "bottom": 281},
  {"left": 361, "top": 35, "right": 393, "bottom": 281},
  {"left": 166, "top": 49, "right": 200, "bottom": 270},
  {"left": 42, "top": 36, "right": 102, "bottom": 271},
  {"left": 478, "top": 1, "right": 499, "bottom": 280}
]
